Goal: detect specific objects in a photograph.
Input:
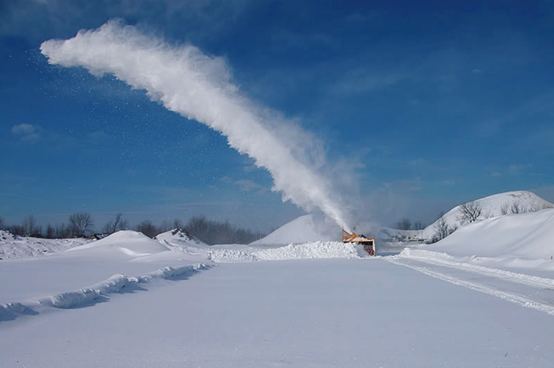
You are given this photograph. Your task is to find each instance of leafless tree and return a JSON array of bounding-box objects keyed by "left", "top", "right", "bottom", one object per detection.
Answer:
[
  {"left": 68, "top": 212, "right": 94, "bottom": 237},
  {"left": 173, "top": 218, "right": 183, "bottom": 230},
  {"left": 458, "top": 201, "right": 482, "bottom": 224},
  {"left": 0, "top": 217, "right": 4, "bottom": 230},
  {"left": 136, "top": 220, "right": 159, "bottom": 238},
  {"left": 413, "top": 221, "right": 425, "bottom": 231},
  {"left": 45, "top": 224, "right": 55, "bottom": 239},
  {"left": 55, "top": 223, "right": 69, "bottom": 238},
  {"left": 103, "top": 213, "right": 128, "bottom": 234},
  {"left": 395, "top": 218, "right": 412, "bottom": 230},
  {"left": 510, "top": 201, "right": 526, "bottom": 214},
  {"left": 500, "top": 202, "right": 510, "bottom": 215},
  {"left": 22, "top": 215, "right": 38, "bottom": 236},
  {"left": 433, "top": 212, "right": 450, "bottom": 243}
]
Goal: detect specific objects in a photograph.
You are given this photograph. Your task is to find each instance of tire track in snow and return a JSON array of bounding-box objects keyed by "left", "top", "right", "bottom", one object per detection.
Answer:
[
  {"left": 387, "top": 257, "right": 554, "bottom": 316},
  {"left": 398, "top": 249, "right": 554, "bottom": 290}
]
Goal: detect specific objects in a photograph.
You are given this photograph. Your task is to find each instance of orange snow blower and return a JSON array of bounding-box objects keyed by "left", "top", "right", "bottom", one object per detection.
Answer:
[{"left": 342, "top": 229, "right": 376, "bottom": 256}]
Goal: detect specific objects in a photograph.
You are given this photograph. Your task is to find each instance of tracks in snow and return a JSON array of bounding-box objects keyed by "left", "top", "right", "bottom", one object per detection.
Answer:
[{"left": 387, "top": 253, "right": 554, "bottom": 316}]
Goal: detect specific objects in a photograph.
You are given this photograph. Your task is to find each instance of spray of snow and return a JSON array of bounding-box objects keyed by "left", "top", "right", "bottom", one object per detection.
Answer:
[{"left": 40, "top": 20, "right": 352, "bottom": 231}]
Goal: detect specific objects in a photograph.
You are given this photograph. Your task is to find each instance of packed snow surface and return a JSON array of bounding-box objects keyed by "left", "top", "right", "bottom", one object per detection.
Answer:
[{"left": 2, "top": 260, "right": 554, "bottom": 367}]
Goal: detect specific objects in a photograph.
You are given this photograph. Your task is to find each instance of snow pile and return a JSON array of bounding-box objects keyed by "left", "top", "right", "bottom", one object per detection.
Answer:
[
  {"left": 420, "top": 208, "right": 554, "bottom": 263},
  {"left": 67, "top": 230, "right": 169, "bottom": 257},
  {"left": 208, "top": 241, "right": 360, "bottom": 263},
  {"left": 0, "top": 231, "right": 91, "bottom": 260},
  {"left": 1, "top": 263, "right": 209, "bottom": 320},
  {"left": 155, "top": 228, "right": 207, "bottom": 252},
  {"left": 255, "top": 241, "right": 360, "bottom": 261},
  {"left": 422, "top": 191, "right": 552, "bottom": 240},
  {"left": 252, "top": 214, "right": 340, "bottom": 245}
]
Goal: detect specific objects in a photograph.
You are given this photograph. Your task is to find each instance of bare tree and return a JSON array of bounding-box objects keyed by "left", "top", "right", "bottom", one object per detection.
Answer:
[
  {"left": 22, "top": 215, "right": 40, "bottom": 236},
  {"left": 458, "top": 201, "right": 482, "bottom": 224},
  {"left": 510, "top": 201, "right": 526, "bottom": 214},
  {"left": 136, "top": 220, "right": 159, "bottom": 238},
  {"left": 433, "top": 212, "right": 450, "bottom": 243},
  {"left": 68, "top": 212, "right": 94, "bottom": 237},
  {"left": 0, "top": 217, "right": 4, "bottom": 230},
  {"left": 395, "top": 218, "right": 412, "bottom": 230},
  {"left": 413, "top": 221, "right": 425, "bottom": 231},
  {"left": 45, "top": 224, "right": 55, "bottom": 239},
  {"left": 103, "top": 213, "right": 128, "bottom": 234},
  {"left": 500, "top": 202, "right": 510, "bottom": 215},
  {"left": 55, "top": 223, "right": 69, "bottom": 238},
  {"left": 7, "top": 225, "right": 25, "bottom": 237},
  {"left": 173, "top": 218, "right": 183, "bottom": 230}
]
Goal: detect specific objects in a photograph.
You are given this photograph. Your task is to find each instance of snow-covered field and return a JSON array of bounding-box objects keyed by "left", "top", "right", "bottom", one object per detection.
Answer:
[{"left": 2, "top": 193, "right": 554, "bottom": 367}]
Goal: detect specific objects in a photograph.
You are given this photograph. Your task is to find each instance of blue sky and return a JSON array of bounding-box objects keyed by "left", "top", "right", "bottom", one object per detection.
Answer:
[{"left": 1, "top": 0, "right": 554, "bottom": 231}]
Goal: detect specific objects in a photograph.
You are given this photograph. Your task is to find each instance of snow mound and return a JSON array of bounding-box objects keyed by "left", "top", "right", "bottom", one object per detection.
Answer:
[
  {"left": 67, "top": 230, "right": 169, "bottom": 256},
  {"left": 0, "top": 231, "right": 91, "bottom": 260},
  {"left": 208, "top": 241, "right": 360, "bottom": 263},
  {"left": 1, "top": 263, "right": 209, "bottom": 320},
  {"left": 252, "top": 214, "right": 340, "bottom": 245},
  {"left": 425, "top": 208, "right": 554, "bottom": 260},
  {"left": 422, "top": 191, "right": 553, "bottom": 240},
  {"left": 155, "top": 228, "right": 207, "bottom": 251}
]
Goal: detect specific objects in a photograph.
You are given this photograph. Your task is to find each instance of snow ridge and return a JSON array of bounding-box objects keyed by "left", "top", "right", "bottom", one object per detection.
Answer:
[
  {"left": 0, "top": 263, "right": 210, "bottom": 322},
  {"left": 208, "top": 241, "right": 361, "bottom": 263}
]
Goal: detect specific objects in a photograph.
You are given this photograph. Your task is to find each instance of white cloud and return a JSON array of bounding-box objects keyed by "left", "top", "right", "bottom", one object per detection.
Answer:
[{"left": 11, "top": 124, "right": 40, "bottom": 141}]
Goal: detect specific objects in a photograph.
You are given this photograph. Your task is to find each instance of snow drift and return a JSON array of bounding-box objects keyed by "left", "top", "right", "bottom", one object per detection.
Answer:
[
  {"left": 0, "top": 230, "right": 90, "bottom": 260},
  {"left": 1, "top": 263, "right": 209, "bottom": 321},
  {"left": 155, "top": 228, "right": 207, "bottom": 251},
  {"left": 422, "top": 191, "right": 553, "bottom": 240},
  {"left": 40, "top": 20, "right": 353, "bottom": 231},
  {"left": 208, "top": 241, "right": 361, "bottom": 263},
  {"left": 425, "top": 208, "right": 554, "bottom": 260},
  {"left": 67, "top": 230, "right": 169, "bottom": 256}
]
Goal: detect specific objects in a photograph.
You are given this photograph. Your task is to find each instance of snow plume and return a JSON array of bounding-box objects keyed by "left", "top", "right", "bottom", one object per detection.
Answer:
[{"left": 40, "top": 20, "right": 352, "bottom": 231}]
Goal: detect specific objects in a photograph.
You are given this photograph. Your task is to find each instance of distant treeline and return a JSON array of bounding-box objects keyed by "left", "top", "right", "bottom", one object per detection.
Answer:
[{"left": 0, "top": 213, "right": 266, "bottom": 245}]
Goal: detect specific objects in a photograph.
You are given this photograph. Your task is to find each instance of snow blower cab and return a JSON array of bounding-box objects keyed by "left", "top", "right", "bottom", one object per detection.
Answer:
[{"left": 342, "top": 229, "right": 376, "bottom": 256}]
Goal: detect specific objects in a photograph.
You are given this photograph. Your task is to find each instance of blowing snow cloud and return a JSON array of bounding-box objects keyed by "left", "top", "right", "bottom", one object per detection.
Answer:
[{"left": 40, "top": 20, "right": 352, "bottom": 230}]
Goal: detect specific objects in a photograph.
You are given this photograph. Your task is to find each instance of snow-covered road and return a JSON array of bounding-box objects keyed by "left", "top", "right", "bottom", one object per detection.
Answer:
[{"left": 1, "top": 258, "right": 554, "bottom": 367}]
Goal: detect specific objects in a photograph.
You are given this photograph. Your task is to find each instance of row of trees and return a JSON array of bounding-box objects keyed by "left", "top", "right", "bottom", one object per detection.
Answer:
[
  {"left": 0, "top": 213, "right": 94, "bottom": 238},
  {"left": 135, "top": 216, "right": 265, "bottom": 244},
  {"left": 394, "top": 218, "right": 426, "bottom": 231},
  {"left": 0, "top": 213, "right": 265, "bottom": 245}
]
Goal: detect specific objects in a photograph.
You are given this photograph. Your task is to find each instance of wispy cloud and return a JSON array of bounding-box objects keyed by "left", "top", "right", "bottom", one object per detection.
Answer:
[
  {"left": 332, "top": 70, "right": 405, "bottom": 96},
  {"left": 11, "top": 123, "right": 41, "bottom": 141},
  {"left": 491, "top": 164, "right": 533, "bottom": 177},
  {"left": 221, "top": 176, "right": 266, "bottom": 194}
]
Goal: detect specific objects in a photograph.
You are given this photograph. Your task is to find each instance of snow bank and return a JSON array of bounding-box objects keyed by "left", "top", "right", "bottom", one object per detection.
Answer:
[
  {"left": 67, "top": 230, "right": 169, "bottom": 256},
  {"left": 208, "top": 241, "right": 360, "bottom": 263},
  {"left": 1, "top": 263, "right": 209, "bottom": 320},
  {"left": 0, "top": 231, "right": 90, "bottom": 260},
  {"left": 422, "top": 191, "right": 553, "bottom": 240},
  {"left": 426, "top": 208, "right": 554, "bottom": 260}
]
